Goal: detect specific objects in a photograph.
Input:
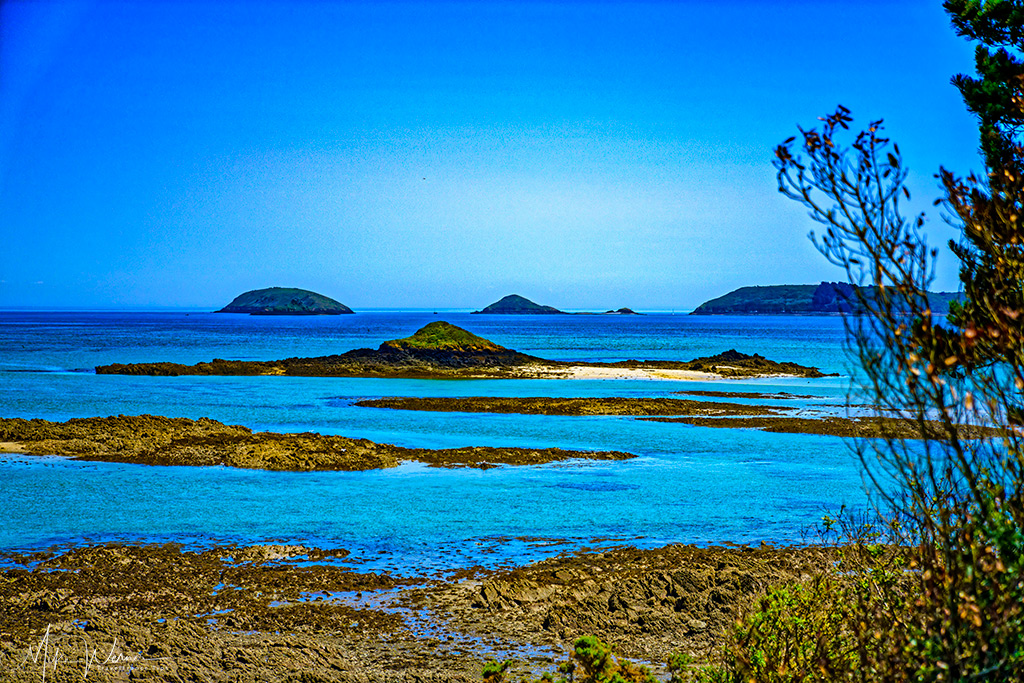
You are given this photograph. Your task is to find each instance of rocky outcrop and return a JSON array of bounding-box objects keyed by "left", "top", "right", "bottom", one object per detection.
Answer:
[
  {"left": 0, "top": 415, "right": 634, "bottom": 470},
  {"left": 218, "top": 287, "right": 354, "bottom": 315},
  {"left": 580, "top": 349, "right": 834, "bottom": 378},
  {"left": 472, "top": 294, "right": 564, "bottom": 314},
  {"left": 96, "top": 322, "right": 549, "bottom": 378}
]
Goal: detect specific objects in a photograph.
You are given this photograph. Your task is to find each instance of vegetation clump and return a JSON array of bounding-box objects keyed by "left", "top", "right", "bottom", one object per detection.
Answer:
[
  {"left": 380, "top": 321, "right": 507, "bottom": 352},
  {"left": 483, "top": 636, "right": 657, "bottom": 683}
]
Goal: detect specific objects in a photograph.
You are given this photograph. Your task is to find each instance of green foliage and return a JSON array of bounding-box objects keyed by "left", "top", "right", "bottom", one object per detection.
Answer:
[
  {"left": 482, "top": 658, "right": 514, "bottom": 683},
  {"left": 483, "top": 637, "right": 658, "bottom": 683},
  {"left": 723, "top": 534, "right": 913, "bottom": 683},
  {"left": 383, "top": 321, "right": 505, "bottom": 351},
  {"left": 561, "top": 635, "right": 657, "bottom": 683},
  {"left": 667, "top": 652, "right": 732, "bottom": 683}
]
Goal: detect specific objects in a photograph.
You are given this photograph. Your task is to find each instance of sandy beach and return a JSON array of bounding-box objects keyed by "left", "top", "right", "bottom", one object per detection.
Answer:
[{"left": 521, "top": 365, "right": 760, "bottom": 381}]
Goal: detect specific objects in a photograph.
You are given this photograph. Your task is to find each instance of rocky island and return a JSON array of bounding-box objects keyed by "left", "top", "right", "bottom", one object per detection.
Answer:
[
  {"left": 472, "top": 294, "right": 564, "bottom": 314},
  {"left": 692, "top": 282, "right": 960, "bottom": 315},
  {"left": 218, "top": 287, "right": 354, "bottom": 315},
  {"left": 471, "top": 295, "right": 643, "bottom": 315},
  {"left": 95, "top": 321, "right": 834, "bottom": 379}
]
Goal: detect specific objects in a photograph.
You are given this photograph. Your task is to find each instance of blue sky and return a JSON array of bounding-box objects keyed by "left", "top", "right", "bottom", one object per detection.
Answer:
[{"left": 1, "top": 0, "right": 981, "bottom": 310}]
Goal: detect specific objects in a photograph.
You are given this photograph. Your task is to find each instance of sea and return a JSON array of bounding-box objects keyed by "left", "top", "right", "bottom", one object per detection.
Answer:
[{"left": 0, "top": 310, "right": 872, "bottom": 574}]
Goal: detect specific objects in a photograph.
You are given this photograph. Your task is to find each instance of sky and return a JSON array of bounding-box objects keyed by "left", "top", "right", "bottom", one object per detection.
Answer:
[{"left": 0, "top": 0, "right": 984, "bottom": 310}]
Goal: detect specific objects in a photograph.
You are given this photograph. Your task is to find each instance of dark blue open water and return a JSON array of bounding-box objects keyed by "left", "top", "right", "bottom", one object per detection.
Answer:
[{"left": 0, "top": 310, "right": 868, "bottom": 572}]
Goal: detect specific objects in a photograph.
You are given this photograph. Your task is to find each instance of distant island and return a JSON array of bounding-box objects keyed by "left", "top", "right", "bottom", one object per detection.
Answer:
[
  {"left": 472, "top": 294, "right": 642, "bottom": 315},
  {"left": 472, "top": 294, "right": 563, "bottom": 314},
  {"left": 692, "top": 282, "right": 961, "bottom": 315},
  {"left": 218, "top": 287, "right": 353, "bottom": 315}
]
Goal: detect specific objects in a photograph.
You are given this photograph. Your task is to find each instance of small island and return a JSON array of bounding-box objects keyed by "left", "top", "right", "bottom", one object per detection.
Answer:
[
  {"left": 218, "top": 287, "right": 354, "bottom": 315},
  {"left": 96, "top": 321, "right": 834, "bottom": 380},
  {"left": 691, "top": 282, "right": 960, "bottom": 315},
  {"left": 472, "top": 294, "right": 564, "bottom": 314}
]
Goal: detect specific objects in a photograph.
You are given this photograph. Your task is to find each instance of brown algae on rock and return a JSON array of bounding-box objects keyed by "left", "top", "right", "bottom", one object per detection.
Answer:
[{"left": 0, "top": 415, "right": 634, "bottom": 471}]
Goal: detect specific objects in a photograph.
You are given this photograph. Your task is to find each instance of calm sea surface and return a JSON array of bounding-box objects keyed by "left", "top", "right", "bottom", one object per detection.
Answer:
[{"left": 0, "top": 310, "right": 870, "bottom": 572}]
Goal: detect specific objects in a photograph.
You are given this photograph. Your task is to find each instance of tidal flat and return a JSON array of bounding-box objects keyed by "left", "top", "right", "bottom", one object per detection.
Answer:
[
  {"left": 0, "top": 310, "right": 863, "bottom": 679},
  {"left": 0, "top": 542, "right": 837, "bottom": 682}
]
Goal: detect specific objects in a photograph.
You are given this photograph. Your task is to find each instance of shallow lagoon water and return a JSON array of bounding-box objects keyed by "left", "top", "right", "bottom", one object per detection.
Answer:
[{"left": 0, "top": 310, "right": 868, "bottom": 571}]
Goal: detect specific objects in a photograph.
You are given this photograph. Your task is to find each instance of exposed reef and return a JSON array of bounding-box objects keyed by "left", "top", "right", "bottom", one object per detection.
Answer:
[
  {"left": 355, "top": 396, "right": 789, "bottom": 417},
  {"left": 675, "top": 389, "right": 821, "bottom": 400},
  {"left": 355, "top": 397, "right": 996, "bottom": 440},
  {"left": 0, "top": 542, "right": 839, "bottom": 682},
  {"left": 218, "top": 286, "right": 354, "bottom": 315},
  {"left": 642, "top": 414, "right": 1000, "bottom": 440},
  {"left": 95, "top": 322, "right": 834, "bottom": 380},
  {"left": 0, "top": 415, "right": 633, "bottom": 470}
]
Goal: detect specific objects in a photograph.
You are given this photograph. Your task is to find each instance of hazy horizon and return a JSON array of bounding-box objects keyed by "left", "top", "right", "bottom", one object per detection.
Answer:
[{"left": 2, "top": 1, "right": 980, "bottom": 310}]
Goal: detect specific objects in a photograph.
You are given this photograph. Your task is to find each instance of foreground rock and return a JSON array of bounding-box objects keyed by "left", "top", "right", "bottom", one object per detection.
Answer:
[
  {"left": 96, "top": 321, "right": 833, "bottom": 379},
  {"left": 218, "top": 286, "right": 354, "bottom": 315},
  {"left": 0, "top": 415, "right": 633, "bottom": 470},
  {"left": 0, "top": 542, "right": 837, "bottom": 682}
]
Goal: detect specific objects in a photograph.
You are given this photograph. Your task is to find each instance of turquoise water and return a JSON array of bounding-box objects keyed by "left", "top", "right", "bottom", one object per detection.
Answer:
[{"left": 0, "top": 311, "right": 867, "bottom": 571}]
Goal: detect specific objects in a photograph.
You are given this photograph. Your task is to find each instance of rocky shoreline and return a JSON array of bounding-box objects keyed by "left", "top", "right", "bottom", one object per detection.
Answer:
[
  {"left": 0, "top": 415, "right": 633, "bottom": 471},
  {"left": 94, "top": 322, "right": 834, "bottom": 380},
  {"left": 0, "top": 542, "right": 837, "bottom": 682}
]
